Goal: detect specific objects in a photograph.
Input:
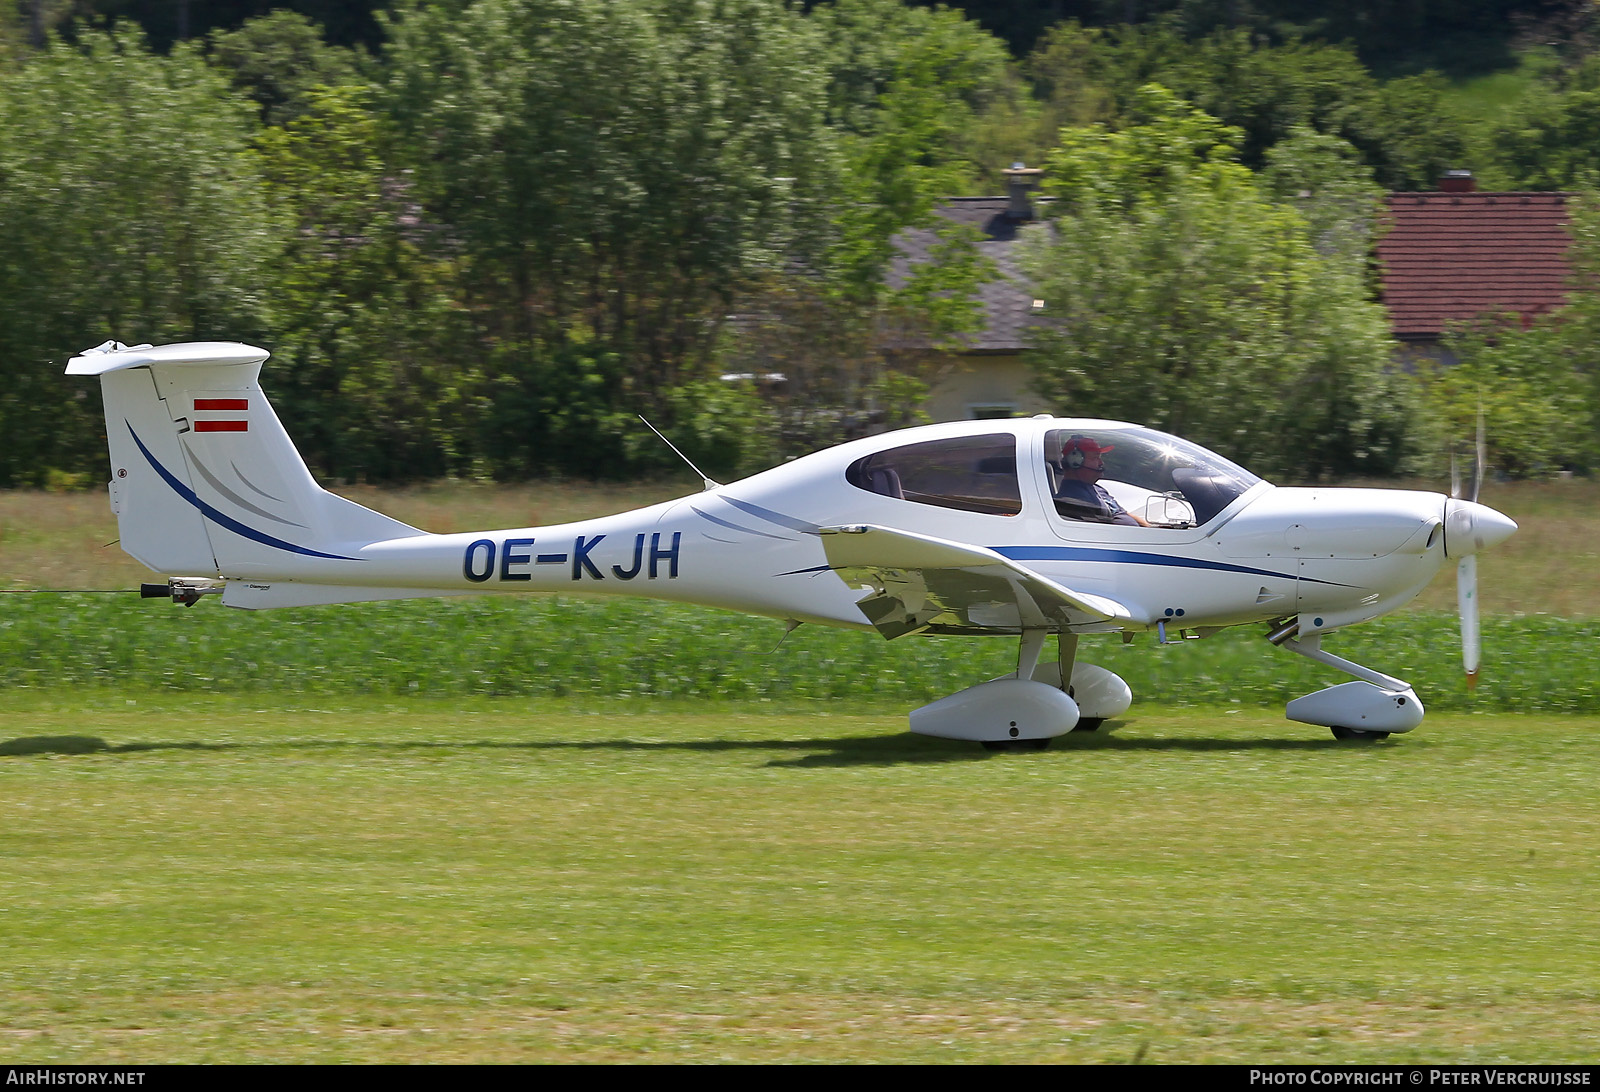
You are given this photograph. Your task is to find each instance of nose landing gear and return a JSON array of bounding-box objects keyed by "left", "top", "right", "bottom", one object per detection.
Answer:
[{"left": 1273, "top": 630, "right": 1424, "bottom": 740}]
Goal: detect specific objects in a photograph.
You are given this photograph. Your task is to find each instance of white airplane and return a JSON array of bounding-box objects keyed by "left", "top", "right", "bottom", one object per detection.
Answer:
[{"left": 68, "top": 340, "right": 1517, "bottom": 749}]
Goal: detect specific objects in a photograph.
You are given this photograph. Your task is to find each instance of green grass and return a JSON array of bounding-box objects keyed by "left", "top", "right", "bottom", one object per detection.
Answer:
[
  {"left": 1, "top": 594, "right": 1595, "bottom": 713},
  {"left": 1, "top": 482, "right": 1595, "bottom": 1061},
  {"left": 1, "top": 697, "right": 1597, "bottom": 1062},
  {"left": 1443, "top": 47, "right": 1559, "bottom": 122}
]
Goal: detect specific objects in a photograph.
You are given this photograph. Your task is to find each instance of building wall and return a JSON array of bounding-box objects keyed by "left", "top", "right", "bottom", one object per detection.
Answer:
[{"left": 921, "top": 352, "right": 1051, "bottom": 421}]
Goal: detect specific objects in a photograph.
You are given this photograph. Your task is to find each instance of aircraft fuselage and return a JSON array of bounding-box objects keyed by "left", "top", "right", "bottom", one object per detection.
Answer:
[{"left": 216, "top": 417, "right": 1488, "bottom": 643}]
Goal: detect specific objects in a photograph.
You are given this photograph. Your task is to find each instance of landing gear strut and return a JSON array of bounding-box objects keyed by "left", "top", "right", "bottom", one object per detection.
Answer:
[{"left": 1059, "top": 633, "right": 1099, "bottom": 733}]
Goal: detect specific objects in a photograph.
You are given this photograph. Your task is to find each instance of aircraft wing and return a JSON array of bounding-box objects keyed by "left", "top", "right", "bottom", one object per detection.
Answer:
[{"left": 818, "top": 524, "right": 1134, "bottom": 639}]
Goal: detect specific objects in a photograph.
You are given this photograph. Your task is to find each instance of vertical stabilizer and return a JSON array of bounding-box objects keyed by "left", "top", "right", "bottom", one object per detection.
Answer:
[{"left": 67, "top": 341, "right": 422, "bottom": 578}]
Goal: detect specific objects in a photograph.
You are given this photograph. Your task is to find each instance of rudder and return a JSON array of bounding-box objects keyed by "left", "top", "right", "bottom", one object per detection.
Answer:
[{"left": 67, "top": 341, "right": 421, "bottom": 579}]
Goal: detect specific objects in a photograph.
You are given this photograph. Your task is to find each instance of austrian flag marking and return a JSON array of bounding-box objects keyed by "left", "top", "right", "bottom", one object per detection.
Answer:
[{"left": 193, "top": 397, "right": 248, "bottom": 433}]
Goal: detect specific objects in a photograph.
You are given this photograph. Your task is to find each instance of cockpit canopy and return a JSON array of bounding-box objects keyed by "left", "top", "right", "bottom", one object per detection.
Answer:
[
  {"left": 1043, "top": 426, "right": 1261, "bottom": 526},
  {"left": 842, "top": 423, "right": 1262, "bottom": 528}
]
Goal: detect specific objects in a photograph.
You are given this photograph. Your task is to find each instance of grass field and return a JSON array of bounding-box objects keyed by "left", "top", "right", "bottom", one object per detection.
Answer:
[
  {"left": 2, "top": 698, "right": 1597, "bottom": 1063},
  {"left": 0, "top": 594, "right": 1596, "bottom": 714},
  {"left": 1, "top": 480, "right": 1596, "bottom": 1062}
]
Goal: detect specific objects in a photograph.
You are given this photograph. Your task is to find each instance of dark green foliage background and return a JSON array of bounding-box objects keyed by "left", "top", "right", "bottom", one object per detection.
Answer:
[{"left": 5, "top": 1, "right": 1599, "bottom": 486}]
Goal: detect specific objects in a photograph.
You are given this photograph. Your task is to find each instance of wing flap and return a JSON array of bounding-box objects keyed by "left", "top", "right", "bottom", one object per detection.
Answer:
[{"left": 818, "top": 524, "right": 1134, "bottom": 638}]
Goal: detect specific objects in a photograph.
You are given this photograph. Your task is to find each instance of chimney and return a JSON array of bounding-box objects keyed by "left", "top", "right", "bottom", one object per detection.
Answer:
[
  {"left": 1002, "top": 162, "right": 1044, "bottom": 220},
  {"left": 1439, "top": 169, "right": 1477, "bottom": 193}
]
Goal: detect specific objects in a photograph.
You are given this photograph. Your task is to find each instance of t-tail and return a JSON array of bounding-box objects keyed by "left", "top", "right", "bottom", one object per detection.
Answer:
[
  {"left": 67, "top": 341, "right": 426, "bottom": 600},
  {"left": 67, "top": 339, "right": 860, "bottom": 623}
]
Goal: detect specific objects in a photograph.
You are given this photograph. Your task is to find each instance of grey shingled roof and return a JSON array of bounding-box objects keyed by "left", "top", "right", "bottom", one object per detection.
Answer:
[{"left": 890, "top": 196, "right": 1044, "bottom": 353}]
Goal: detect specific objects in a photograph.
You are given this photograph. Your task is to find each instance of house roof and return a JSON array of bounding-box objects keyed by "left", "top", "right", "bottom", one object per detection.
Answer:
[
  {"left": 1377, "top": 191, "right": 1572, "bottom": 341},
  {"left": 891, "top": 197, "right": 1043, "bottom": 353},
  {"left": 899, "top": 187, "right": 1577, "bottom": 353}
]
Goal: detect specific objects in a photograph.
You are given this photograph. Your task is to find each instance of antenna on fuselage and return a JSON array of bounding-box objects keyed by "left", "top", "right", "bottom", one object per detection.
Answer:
[{"left": 639, "top": 415, "right": 719, "bottom": 491}]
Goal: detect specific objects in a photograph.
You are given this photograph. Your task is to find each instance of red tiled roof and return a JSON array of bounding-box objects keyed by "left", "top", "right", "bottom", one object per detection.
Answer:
[{"left": 1377, "top": 192, "right": 1572, "bottom": 340}]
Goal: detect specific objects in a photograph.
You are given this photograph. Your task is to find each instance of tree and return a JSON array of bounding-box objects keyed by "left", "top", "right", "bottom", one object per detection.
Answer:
[
  {"left": 380, "top": 0, "right": 837, "bottom": 477},
  {"left": 379, "top": 0, "right": 1000, "bottom": 475},
  {"left": 207, "top": 10, "right": 363, "bottom": 126},
  {"left": 721, "top": 0, "right": 1006, "bottom": 456},
  {"left": 1023, "top": 86, "right": 1413, "bottom": 481},
  {"left": 1018, "top": 21, "right": 1473, "bottom": 190},
  {"left": 1480, "top": 50, "right": 1600, "bottom": 191},
  {"left": 810, "top": 0, "right": 1022, "bottom": 201},
  {"left": 719, "top": 215, "right": 993, "bottom": 458},
  {"left": 1563, "top": 191, "right": 1600, "bottom": 455},
  {"left": 0, "top": 27, "right": 277, "bottom": 486},
  {"left": 252, "top": 84, "right": 480, "bottom": 482},
  {"left": 1344, "top": 72, "right": 1472, "bottom": 191},
  {"left": 60, "top": 1, "right": 386, "bottom": 51},
  {"left": 1257, "top": 126, "right": 1383, "bottom": 266},
  {"left": 1422, "top": 319, "right": 1595, "bottom": 478},
  {"left": 1156, "top": 28, "right": 1378, "bottom": 170}
]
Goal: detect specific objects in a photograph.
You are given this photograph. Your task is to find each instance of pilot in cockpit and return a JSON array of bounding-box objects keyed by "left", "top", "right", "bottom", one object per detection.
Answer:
[{"left": 1055, "top": 435, "right": 1151, "bottom": 526}]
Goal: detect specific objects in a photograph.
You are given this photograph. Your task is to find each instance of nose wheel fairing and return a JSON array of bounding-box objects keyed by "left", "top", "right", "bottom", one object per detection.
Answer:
[
  {"left": 1274, "top": 631, "right": 1424, "bottom": 738},
  {"left": 1286, "top": 681, "right": 1424, "bottom": 735}
]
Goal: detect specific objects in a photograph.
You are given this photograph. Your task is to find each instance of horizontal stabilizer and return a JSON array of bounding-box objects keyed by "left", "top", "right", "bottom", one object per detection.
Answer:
[
  {"left": 818, "top": 524, "right": 1134, "bottom": 638},
  {"left": 66, "top": 341, "right": 269, "bottom": 375}
]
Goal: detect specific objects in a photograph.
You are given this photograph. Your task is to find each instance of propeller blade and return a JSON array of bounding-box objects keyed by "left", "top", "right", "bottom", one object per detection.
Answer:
[
  {"left": 1450, "top": 451, "right": 1461, "bottom": 500},
  {"left": 1473, "top": 409, "right": 1486, "bottom": 504},
  {"left": 1458, "top": 554, "right": 1480, "bottom": 690}
]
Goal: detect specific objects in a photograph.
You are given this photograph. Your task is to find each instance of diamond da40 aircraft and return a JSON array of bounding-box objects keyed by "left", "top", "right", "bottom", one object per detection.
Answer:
[{"left": 68, "top": 340, "right": 1517, "bottom": 748}]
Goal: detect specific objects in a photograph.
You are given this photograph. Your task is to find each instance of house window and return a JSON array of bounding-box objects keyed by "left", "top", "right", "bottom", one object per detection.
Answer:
[{"left": 846, "top": 434, "right": 1022, "bottom": 516}]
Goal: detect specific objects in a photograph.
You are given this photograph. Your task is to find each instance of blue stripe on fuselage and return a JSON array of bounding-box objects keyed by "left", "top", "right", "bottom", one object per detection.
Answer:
[
  {"left": 691, "top": 503, "right": 792, "bottom": 541},
  {"left": 720, "top": 496, "right": 820, "bottom": 534},
  {"left": 988, "top": 545, "right": 1347, "bottom": 586},
  {"left": 127, "top": 422, "right": 361, "bottom": 562}
]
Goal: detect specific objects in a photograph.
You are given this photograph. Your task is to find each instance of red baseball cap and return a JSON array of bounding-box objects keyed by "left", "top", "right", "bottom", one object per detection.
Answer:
[{"left": 1063, "top": 435, "right": 1114, "bottom": 458}]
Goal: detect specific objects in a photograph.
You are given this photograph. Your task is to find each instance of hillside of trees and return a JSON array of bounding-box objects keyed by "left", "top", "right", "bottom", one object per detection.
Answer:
[{"left": 2, "top": 0, "right": 1597, "bottom": 487}]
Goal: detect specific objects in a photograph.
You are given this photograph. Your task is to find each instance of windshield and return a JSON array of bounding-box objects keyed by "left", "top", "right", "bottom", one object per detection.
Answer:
[{"left": 1043, "top": 426, "right": 1262, "bottom": 528}]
